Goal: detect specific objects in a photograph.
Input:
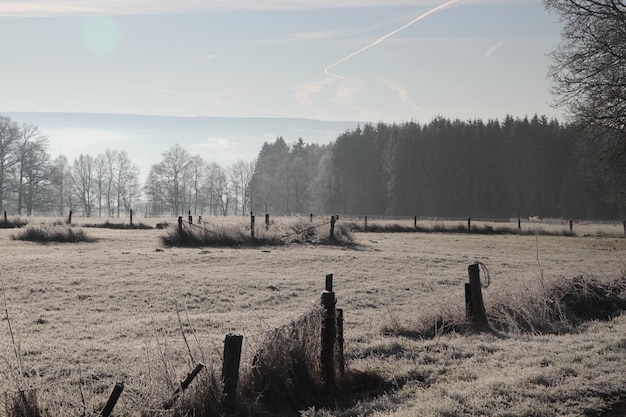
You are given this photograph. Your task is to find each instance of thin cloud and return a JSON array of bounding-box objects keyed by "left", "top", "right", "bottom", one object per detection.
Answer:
[
  {"left": 197, "top": 54, "right": 218, "bottom": 62},
  {"left": 485, "top": 41, "right": 504, "bottom": 58},
  {"left": 373, "top": 77, "right": 425, "bottom": 114},
  {"left": 0, "top": 0, "right": 466, "bottom": 17},
  {"left": 292, "top": 79, "right": 336, "bottom": 106},
  {"left": 143, "top": 86, "right": 210, "bottom": 101}
]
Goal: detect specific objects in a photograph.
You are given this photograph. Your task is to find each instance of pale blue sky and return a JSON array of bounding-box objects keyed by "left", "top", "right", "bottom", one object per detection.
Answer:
[{"left": 0, "top": 0, "right": 563, "bottom": 124}]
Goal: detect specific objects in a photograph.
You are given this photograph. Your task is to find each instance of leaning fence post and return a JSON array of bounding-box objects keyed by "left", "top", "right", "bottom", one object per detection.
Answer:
[
  {"left": 223, "top": 334, "right": 243, "bottom": 414},
  {"left": 466, "top": 263, "right": 488, "bottom": 328},
  {"left": 162, "top": 363, "right": 205, "bottom": 410},
  {"left": 321, "top": 274, "right": 337, "bottom": 388},
  {"left": 100, "top": 382, "right": 124, "bottom": 417},
  {"left": 329, "top": 216, "right": 336, "bottom": 240}
]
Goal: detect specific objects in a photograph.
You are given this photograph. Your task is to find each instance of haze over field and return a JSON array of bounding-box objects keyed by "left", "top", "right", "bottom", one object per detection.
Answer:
[{"left": 1, "top": 1, "right": 562, "bottom": 124}]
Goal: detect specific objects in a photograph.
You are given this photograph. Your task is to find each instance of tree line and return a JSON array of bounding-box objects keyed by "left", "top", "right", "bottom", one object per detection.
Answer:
[
  {"left": 0, "top": 115, "right": 255, "bottom": 218},
  {"left": 250, "top": 115, "right": 624, "bottom": 219},
  {"left": 2, "top": 112, "right": 623, "bottom": 220}
]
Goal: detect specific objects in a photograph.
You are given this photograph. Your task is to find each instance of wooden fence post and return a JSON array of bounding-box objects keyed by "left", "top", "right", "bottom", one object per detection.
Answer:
[
  {"left": 162, "top": 363, "right": 205, "bottom": 410},
  {"left": 518, "top": 218, "right": 521, "bottom": 230},
  {"left": 223, "top": 334, "right": 243, "bottom": 414},
  {"left": 623, "top": 220, "right": 625, "bottom": 234},
  {"left": 100, "top": 382, "right": 124, "bottom": 417},
  {"left": 250, "top": 213, "right": 255, "bottom": 239},
  {"left": 467, "top": 217, "right": 471, "bottom": 232},
  {"left": 321, "top": 275, "right": 337, "bottom": 389},
  {"left": 364, "top": 216, "right": 368, "bottom": 232},
  {"left": 3, "top": 211, "right": 7, "bottom": 223},
  {"left": 329, "top": 215, "right": 336, "bottom": 240},
  {"left": 189, "top": 210, "right": 193, "bottom": 224},
  {"left": 265, "top": 214, "right": 270, "bottom": 230},
  {"left": 178, "top": 216, "right": 183, "bottom": 232},
  {"left": 414, "top": 216, "right": 417, "bottom": 228},
  {"left": 336, "top": 308, "right": 345, "bottom": 378},
  {"left": 68, "top": 210, "right": 72, "bottom": 225},
  {"left": 465, "top": 263, "right": 488, "bottom": 328},
  {"left": 130, "top": 209, "right": 133, "bottom": 228},
  {"left": 198, "top": 215, "right": 202, "bottom": 224},
  {"left": 569, "top": 219, "right": 573, "bottom": 232},
  {"left": 310, "top": 213, "right": 313, "bottom": 222}
]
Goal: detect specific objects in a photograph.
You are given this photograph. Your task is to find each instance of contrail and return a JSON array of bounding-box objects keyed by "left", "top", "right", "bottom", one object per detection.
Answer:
[{"left": 325, "top": 0, "right": 462, "bottom": 78}]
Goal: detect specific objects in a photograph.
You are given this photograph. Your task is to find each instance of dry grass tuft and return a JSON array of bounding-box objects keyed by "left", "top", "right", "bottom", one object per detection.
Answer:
[
  {"left": 83, "top": 220, "right": 153, "bottom": 230},
  {"left": 5, "top": 390, "right": 47, "bottom": 417},
  {"left": 11, "top": 224, "right": 96, "bottom": 243},
  {"left": 0, "top": 216, "right": 28, "bottom": 229},
  {"left": 240, "top": 308, "right": 326, "bottom": 414}
]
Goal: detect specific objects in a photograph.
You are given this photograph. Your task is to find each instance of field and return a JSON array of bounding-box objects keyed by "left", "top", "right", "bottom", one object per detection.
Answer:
[{"left": 0, "top": 216, "right": 625, "bottom": 416}]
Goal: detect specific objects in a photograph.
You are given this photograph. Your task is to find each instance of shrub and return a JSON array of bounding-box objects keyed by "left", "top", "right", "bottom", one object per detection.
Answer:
[
  {"left": 11, "top": 224, "right": 96, "bottom": 243},
  {"left": 0, "top": 216, "right": 28, "bottom": 229},
  {"left": 83, "top": 220, "right": 153, "bottom": 230}
]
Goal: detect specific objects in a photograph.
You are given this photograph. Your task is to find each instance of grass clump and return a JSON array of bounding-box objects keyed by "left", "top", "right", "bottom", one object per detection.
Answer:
[
  {"left": 161, "top": 222, "right": 285, "bottom": 247},
  {"left": 161, "top": 216, "right": 357, "bottom": 248},
  {"left": 384, "top": 273, "right": 626, "bottom": 339},
  {"left": 84, "top": 220, "right": 153, "bottom": 230},
  {"left": 0, "top": 216, "right": 28, "bottom": 229},
  {"left": 240, "top": 308, "right": 326, "bottom": 414},
  {"left": 11, "top": 224, "right": 96, "bottom": 243},
  {"left": 5, "top": 390, "right": 47, "bottom": 417}
]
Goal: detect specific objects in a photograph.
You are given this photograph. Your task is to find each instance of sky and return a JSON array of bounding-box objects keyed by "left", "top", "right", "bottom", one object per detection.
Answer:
[{"left": 0, "top": 0, "right": 565, "bottom": 125}]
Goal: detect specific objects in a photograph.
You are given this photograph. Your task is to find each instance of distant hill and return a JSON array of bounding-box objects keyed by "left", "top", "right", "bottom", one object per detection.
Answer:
[{"left": 2, "top": 112, "right": 361, "bottom": 179}]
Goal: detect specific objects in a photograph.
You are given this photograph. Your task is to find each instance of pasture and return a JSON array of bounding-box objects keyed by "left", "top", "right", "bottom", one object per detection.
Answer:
[{"left": 0, "top": 216, "right": 625, "bottom": 416}]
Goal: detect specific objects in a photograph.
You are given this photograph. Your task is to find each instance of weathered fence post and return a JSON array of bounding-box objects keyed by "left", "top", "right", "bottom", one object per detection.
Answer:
[
  {"left": 310, "top": 213, "right": 313, "bottom": 222},
  {"left": 250, "top": 213, "right": 255, "bottom": 239},
  {"left": 223, "top": 334, "right": 243, "bottom": 414},
  {"left": 329, "top": 215, "right": 336, "bottom": 240},
  {"left": 336, "top": 308, "right": 345, "bottom": 378},
  {"left": 465, "top": 263, "right": 488, "bottom": 328},
  {"left": 162, "top": 363, "right": 205, "bottom": 410},
  {"left": 518, "top": 218, "right": 521, "bottom": 230},
  {"left": 364, "top": 216, "right": 368, "bottom": 232},
  {"left": 198, "top": 215, "right": 202, "bottom": 224},
  {"left": 189, "top": 210, "right": 193, "bottom": 224},
  {"left": 467, "top": 217, "right": 471, "bottom": 232},
  {"left": 414, "top": 216, "right": 417, "bottom": 229},
  {"left": 100, "top": 382, "right": 124, "bottom": 417},
  {"left": 68, "top": 210, "right": 72, "bottom": 225},
  {"left": 623, "top": 220, "right": 625, "bottom": 234},
  {"left": 178, "top": 216, "right": 183, "bottom": 232},
  {"left": 3, "top": 211, "right": 7, "bottom": 223},
  {"left": 569, "top": 219, "right": 573, "bottom": 232},
  {"left": 265, "top": 213, "right": 270, "bottom": 230},
  {"left": 321, "top": 273, "right": 337, "bottom": 388},
  {"left": 129, "top": 209, "right": 133, "bottom": 228}
]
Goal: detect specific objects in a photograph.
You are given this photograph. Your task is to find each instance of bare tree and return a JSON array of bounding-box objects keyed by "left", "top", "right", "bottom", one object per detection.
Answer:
[
  {"left": 0, "top": 116, "right": 20, "bottom": 212},
  {"left": 545, "top": 0, "right": 626, "bottom": 134},
  {"left": 71, "top": 154, "right": 95, "bottom": 217},
  {"left": 228, "top": 160, "right": 255, "bottom": 216},
  {"left": 151, "top": 144, "right": 192, "bottom": 216},
  {"left": 15, "top": 123, "right": 48, "bottom": 215},
  {"left": 93, "top": 154, "right": 107, "bottom": 217}
]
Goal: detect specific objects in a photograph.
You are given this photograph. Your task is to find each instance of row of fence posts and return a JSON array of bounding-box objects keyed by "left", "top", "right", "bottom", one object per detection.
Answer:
[
  {"left": 2, "top": 210, "right": 626, "bottom": 235},
  {"left": 94, "top": 273, "right": 343, "bottom": 416}
]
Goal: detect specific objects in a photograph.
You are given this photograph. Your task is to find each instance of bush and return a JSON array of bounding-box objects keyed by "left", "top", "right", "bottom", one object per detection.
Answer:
[
  {"left": 83, "top": 220, "right": 153, "bottom": 230},
  {"left": 11, "top": 224, "right": 96, "bottom": 243},
  {"left": 0, "top": 216, "right": 28, "bottom": 229}
]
